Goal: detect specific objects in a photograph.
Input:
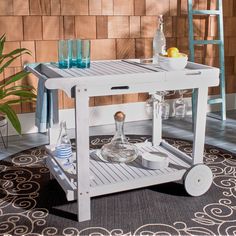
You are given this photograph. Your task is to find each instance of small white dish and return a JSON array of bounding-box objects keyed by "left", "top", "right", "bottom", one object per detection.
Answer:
[{"left": 142, "top": 151, "right": 169, "bottom": 170}]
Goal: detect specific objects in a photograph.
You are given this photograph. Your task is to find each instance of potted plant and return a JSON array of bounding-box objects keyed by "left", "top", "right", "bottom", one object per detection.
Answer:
[{"left": 0, "top": 34, "right": 36, "bottom": 135}]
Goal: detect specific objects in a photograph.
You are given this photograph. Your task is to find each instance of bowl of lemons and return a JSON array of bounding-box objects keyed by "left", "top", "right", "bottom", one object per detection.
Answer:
[{"left": 158, "top": 47, "right": 188, "bottom": 71}]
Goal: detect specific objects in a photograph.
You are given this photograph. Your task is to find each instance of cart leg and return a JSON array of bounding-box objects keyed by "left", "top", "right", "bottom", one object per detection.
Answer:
[
  {"left": 192, "top": 87, "right": 208, "bottom": 165},
  {"left": 48, "top": 90, "right": 60, "bottom": 146},
  {"left": 49, "top": 123, "right": 60, "bottom": 145},
  {"left": 152, "top": 95, "right": 162, "bottom": 146},
  {"left": 75, "top": 86, "right": 91, "bottom": 222}
]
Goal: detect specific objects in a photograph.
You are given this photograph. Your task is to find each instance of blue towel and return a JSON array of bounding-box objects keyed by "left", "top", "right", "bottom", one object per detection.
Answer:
[{"left": 35, "top": 79, "right": 59, "bottom": 133}]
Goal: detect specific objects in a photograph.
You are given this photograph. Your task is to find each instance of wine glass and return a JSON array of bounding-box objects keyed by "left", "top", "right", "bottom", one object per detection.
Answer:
[
  {"left": 173, "top": 90, "right": 188, "bottom": 118},
  {"left": 158, "top": 91, "right": 170, "bottom": 120},
  {"left": 146, "top": 91, "right": 171, "bottom": 120},
  {"left": 146, "top": 94, "right": 156, "bottom": 115}
]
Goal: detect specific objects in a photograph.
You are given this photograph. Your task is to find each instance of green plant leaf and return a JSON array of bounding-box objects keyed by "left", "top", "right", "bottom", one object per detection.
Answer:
[
  {"left": 0, "top": 103, "right": 21, "bottom": 134},
  {"left": 4, "top": 98, "right": 35, "bottom": 105},
  {"left": 0, "top": 34, "right": 5, "bottom": 41},
  {"left": 2, "top": 48, "right": 31, "bottom": 59},
  {"left": 0, "top": 57, "right": 5, "bottom": 65},
  {"left": 0, "top": 89, "right": 5, "bottom": 99},
  {"left": 0, "top": 56, "right": 19, "bottom": 73},
  {"left": 0, "top": 71, "right": 30, "bottom": 88},
  {"left": 0, "top": 50, "right": 31, "bottom": 73},
  {"left": 4, "top": 85, "right": 36, "bottom": 92},
  {"left": 0, "top": 34, "right": 6, "bottom": 56},
  {"left": 5, "top": 90, "right": 37, "bottom": 99},
  {"left": 0, "top": 34, "right": 35, "bottom": 135}
]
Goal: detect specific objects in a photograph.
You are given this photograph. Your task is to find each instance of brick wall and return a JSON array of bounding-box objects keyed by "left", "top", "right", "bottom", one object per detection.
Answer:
[{"left": 0, "top": 0, "right": 235, "bottom": 113}]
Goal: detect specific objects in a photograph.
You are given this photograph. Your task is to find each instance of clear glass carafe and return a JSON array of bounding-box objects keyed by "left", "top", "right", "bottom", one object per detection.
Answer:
[{"left": 101, "top": 111, "right": 139, "bottom": 163}]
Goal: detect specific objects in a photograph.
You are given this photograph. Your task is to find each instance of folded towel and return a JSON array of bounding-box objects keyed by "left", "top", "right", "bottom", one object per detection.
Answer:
[{"left": 35, "top": 79, "right": 59, "bottom": 133}]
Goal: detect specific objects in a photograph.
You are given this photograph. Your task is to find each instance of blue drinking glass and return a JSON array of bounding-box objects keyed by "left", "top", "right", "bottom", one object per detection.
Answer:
[
  {"left": 77, "top": 39, "right": 90, "bottom": 69},
  {"left": 70, "top": 39, "right": 78, "bottom": 67},
  {"left": 58, "top": 40, "right": 72, "bottom": 69}
]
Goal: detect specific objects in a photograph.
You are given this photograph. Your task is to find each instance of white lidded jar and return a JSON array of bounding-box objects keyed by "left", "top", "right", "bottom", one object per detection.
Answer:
[{"left": 153, "top": 15, "right": 166, "bottom": 64}]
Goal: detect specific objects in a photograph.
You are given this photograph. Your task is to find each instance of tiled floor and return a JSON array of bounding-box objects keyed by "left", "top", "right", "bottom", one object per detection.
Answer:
[{"left": 1, "top": 110, "right": 236, "bottom": 161}]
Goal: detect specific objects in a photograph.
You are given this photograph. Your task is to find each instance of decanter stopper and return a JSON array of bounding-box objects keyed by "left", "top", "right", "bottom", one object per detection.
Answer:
[
  {"left": 100, "top": 111, "right": 139, "bottom": 163},
  {"left": 114, "top": 111, "right": 125, "bottom": 122}
]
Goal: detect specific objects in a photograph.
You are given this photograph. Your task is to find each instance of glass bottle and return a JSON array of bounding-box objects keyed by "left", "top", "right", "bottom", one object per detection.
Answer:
[
  {"left": 101, "top": 111, "right": 139, "bottom": 163},
  {"left": 153, "top": 15, "right": 166, "bottom": 64},
  {"left": 55, "top": 121, "right": 72, "bottom": 163}
]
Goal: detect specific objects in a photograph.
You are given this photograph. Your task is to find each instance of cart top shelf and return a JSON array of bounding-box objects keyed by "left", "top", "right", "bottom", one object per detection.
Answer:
[{"left": 26, "top": 59, "right": 219, "bottom": 97}]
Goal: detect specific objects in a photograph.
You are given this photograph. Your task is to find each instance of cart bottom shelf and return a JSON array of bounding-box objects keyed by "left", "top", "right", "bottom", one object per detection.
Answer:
[{"left": 46, "top": 142, "right": 190, "bottom": 201}]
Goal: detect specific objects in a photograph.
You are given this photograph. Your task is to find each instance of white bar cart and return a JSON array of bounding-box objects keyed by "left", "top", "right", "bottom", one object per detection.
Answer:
[{"left": 26, "top": 60, "right": 219, "bottom": 222}]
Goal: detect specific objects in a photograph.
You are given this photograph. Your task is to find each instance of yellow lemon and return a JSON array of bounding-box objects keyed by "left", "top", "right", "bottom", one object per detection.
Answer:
[{"left": 167, "top": 47, "right": 179, "bottom": 58}]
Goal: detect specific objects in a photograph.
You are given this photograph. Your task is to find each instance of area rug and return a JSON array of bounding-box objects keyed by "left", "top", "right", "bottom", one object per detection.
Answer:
[{"left": 0, "top": 135, "right": 236, "bottom": 236}]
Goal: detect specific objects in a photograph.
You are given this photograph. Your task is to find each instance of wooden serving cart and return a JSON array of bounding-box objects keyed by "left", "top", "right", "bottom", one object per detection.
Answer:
[{"left": 26, "top": 60, "right": 219, "bottom": 222}]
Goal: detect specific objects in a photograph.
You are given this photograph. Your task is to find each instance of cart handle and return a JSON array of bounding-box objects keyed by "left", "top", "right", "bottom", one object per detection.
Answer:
[
  {"left": 185, "top": 71, "right": 202, "bottom": 76},
  {"left": 111, "top": 86, "right": 130, "bottom": 90}
]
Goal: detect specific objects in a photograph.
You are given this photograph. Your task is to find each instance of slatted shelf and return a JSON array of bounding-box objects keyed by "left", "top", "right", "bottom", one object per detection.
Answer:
[
  {"left": 40, "top": 60, "right": 209, "bottom": 82},
  {"left": 47, "top": 60, "right": 163, "bottom": 78},
  {"left": 46, "top": 142, "right": 190, "bottom": 200}
]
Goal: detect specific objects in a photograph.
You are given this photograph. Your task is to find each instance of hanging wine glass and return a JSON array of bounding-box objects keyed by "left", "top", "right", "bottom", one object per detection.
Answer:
[
  {"left": 146, "top": 91, "right": 173, "bottom": 120},
  {"left": 173, "top": 90, "right": 188, "bottom": 118},
  {"left": 158, "top": 91, "right": 170, "bottom": 120},
  {"left": 145, "top": 94, "right": 156, "bottom": 115}
]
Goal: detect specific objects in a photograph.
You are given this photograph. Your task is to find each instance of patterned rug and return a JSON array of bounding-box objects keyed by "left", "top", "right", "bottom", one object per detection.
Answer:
[{"left": 0, "top": 135, "right": 236, "bottom": 236}]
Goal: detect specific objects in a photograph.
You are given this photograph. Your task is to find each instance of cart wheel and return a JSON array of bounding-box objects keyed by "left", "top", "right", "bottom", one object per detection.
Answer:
[{"left": 184, "top": 164, "right": 213, "bottom": 197}]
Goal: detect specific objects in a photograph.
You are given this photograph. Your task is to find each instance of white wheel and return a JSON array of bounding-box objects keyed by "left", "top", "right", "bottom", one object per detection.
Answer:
[{"left": 184, "top": 164, "right": 213, "bottom": 197}]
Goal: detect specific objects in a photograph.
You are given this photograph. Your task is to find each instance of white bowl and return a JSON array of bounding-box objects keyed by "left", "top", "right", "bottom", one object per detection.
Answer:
[{"left": 158, "top": 53, "right": 188, "bottom": 71}]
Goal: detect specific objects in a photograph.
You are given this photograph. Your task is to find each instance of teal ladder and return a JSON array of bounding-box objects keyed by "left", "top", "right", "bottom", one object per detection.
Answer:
[{"left": 187, "top": 0, "right": 226, "bottom": 120}]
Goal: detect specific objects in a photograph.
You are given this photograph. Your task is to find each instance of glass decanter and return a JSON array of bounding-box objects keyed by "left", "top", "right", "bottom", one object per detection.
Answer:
[
  {"left": 55, "top": 121, "right": 73, "bottom": 165},
  {"left": 101, "top": 111, "right": 139, "bottom": 163}
]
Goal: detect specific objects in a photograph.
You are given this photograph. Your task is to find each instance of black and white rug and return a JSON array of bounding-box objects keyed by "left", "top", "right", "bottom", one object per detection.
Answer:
[{"left": 0, "top": 135, "right": 236, "bottom": 235}]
